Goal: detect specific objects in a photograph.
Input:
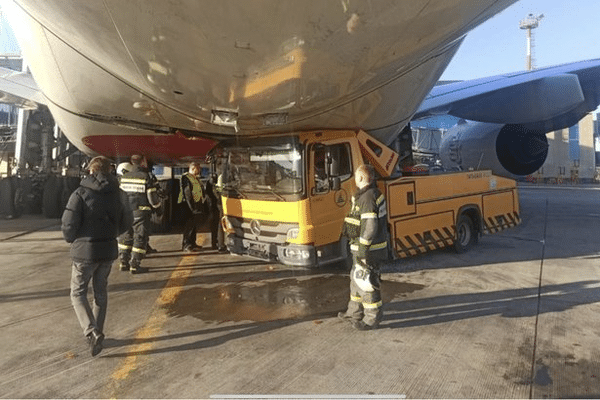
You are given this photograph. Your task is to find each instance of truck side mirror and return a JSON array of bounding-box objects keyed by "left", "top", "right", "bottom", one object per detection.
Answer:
[
  {"left": 331, "top": 177, "right": 341, "bottom": 191},
  {"left": 327, "top": 148, "right": 339, "bottom": 177}
]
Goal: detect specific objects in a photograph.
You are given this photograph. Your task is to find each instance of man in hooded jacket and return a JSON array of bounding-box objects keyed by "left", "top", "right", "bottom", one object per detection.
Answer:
[{"left": 62, "top": 156, "right": 133, "bottom": 356}]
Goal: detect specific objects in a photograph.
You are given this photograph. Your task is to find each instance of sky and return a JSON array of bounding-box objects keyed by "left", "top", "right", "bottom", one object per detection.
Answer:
[
  {"left": 0, "top": 9, "right": 20, "bottom": 54},
  {"left": 441, "top": 0, "right": 600, "bottom": 80}
]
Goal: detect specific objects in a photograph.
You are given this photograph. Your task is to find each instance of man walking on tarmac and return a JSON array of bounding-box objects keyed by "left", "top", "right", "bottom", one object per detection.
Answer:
[
  {"left": 118, "top": 155, "right": 162, "bottom": 274},
  {"left": 338, "top": 164, "right": 389, "bottom": 330},
  {"left": 62, "top": 156, "right": 133, "bottom": 356},
  {"left": 178, "top": 161, "right": 207, "bottom": 252}
]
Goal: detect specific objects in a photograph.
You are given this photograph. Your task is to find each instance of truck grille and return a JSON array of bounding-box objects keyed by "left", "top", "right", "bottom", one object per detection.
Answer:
[{"left": 229, "top": 217, "right": 298, "bottom": 245}]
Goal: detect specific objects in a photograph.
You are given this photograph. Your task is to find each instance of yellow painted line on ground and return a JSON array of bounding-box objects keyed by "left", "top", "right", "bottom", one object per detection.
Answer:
[{"left": 109, "top": 242, "right": 204, "bottom": 386}]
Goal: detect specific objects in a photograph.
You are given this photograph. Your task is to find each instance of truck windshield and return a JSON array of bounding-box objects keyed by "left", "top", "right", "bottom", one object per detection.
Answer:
[{"left": 222, "top": 140, "right": 304, "bottom": 200}]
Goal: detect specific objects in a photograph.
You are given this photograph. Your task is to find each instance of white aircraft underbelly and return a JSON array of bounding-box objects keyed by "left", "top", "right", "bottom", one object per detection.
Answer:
[{"left": 4, "top": 0, "right": 517, "bottom": 160}]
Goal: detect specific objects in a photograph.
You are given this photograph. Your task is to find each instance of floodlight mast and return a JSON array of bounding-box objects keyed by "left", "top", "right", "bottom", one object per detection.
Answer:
[{"left": 520, "top": 13, "right": 544, "bottom": 70}]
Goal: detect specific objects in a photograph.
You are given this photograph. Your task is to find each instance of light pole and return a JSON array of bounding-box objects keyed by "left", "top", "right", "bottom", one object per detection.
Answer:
[{"left": 519, "top": 13, "right": 544, "bottom": 71}]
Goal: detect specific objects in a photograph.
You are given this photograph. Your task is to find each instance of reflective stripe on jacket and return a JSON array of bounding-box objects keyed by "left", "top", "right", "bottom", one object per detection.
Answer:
[
  {"left": 347, "top": 183, "right": 388, "bottom": 261},
  {"left": 119, "top": 165, "right": 161, "bottom": 212}
]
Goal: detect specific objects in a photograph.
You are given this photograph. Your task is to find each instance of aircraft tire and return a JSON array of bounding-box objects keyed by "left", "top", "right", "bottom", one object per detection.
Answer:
[
  {"left": 11, "top": 177, "right": 25, "bottom": 218},
  {"left": 60, "top": 176, "right": 81, "bottom": 213},
  {"left": 43, "top": 175, "right": 64, "bottom": 219},
  {"left": 0, "top": 177, "right": 25, "bottom": 219}
]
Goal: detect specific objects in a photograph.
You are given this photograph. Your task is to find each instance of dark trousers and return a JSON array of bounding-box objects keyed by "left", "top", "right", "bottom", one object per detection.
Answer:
[
  {"left": 209, "top": 205, "right": 224, "bottom": 249},
  {"left": 118, "top": 210, "right": 150, "bottom": 266},
  {"left": 182, "top": 211, "right": 205, "bottom": 249},
  {"left": 344, "top": 254, "right": 383, "bottom": 327},
  {"left": 70, "top": 260, "right": 112, "bottom": 337}
]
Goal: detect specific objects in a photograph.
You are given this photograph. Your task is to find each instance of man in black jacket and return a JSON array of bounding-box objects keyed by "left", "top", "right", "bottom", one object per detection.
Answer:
[{"left": 62, "top": 156, "right": 133, "bottom": 356}]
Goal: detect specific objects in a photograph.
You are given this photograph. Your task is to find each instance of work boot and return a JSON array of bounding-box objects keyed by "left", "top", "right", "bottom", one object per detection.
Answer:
[
  {"left": 337, "top": 311, "right": 354, "bottom": 321},
  {"left": 129, "top": 262, "right": 149, "bottom": 274},
  {"left": 119, "top": 261, "right": 130, "bottom": 271},
  {"left": 183, "top": 245, "right": 201, "bottom": 253},
  {"left": 351, "top": 320, "right": 377, "bottom": 331}
]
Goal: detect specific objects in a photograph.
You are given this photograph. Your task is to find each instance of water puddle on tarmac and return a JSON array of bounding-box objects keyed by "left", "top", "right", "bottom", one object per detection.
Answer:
[{"left": 165, "top": 275, "right": 424, "bottom": 322}]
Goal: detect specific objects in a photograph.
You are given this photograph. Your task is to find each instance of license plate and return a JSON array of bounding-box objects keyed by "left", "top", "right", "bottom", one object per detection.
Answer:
[{"left": 247, "top": 241, "right": 270, "bottom": 259}]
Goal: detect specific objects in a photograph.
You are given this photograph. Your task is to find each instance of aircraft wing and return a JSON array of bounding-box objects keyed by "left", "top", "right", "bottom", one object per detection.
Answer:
[
  {"left": 413, "top": 58, "right": 600, "bottom": 178},
  {"left": 414, "top": 58, "right": 600, "bottom": 131},
  {"left": 0, "top": 66, "right": 46, "bottom": 110}
]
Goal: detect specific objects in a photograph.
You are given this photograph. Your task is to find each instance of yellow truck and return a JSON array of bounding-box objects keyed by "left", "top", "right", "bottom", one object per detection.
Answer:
[{"left": 218, "top": 129, "right": 520, "bottom": 267}]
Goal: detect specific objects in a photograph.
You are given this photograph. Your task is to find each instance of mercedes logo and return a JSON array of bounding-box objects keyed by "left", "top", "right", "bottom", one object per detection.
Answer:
[{"left": 250, "top": 219, "right": 261, "bottom": 237}]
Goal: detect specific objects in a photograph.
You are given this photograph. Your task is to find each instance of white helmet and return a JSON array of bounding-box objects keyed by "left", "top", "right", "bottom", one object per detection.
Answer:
[
  {"left": 117, "top": 162, "right": 133, "bottom": 175},
  {"left": 353, "top": 263, "right": 378, "bottom": 292}
]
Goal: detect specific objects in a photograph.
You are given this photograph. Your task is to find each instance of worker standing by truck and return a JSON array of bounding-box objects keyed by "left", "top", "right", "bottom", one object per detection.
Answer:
[
  {"left": 118, "top": 155, "right": 162, "bottom": 274},
  {"left": 338, "top": 164, "right": 389, "bottom": 331},
  {"left": 178, "top": 161, "right": 206, "bottom": 252}
]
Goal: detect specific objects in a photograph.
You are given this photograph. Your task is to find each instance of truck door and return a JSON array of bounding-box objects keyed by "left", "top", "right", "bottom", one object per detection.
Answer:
[{"left": 309, "top": 142, "right": 355, "bottom": 246}]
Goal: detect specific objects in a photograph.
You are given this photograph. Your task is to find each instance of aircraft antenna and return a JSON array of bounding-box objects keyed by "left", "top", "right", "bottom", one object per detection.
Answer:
[{"left": 519, "top": 13, "right": 544, "bottom": 70}]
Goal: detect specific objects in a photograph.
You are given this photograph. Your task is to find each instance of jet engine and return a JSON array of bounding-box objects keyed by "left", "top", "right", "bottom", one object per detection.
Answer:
[{"left": 439, "top": 120, "right": 549, "bottom": 178}]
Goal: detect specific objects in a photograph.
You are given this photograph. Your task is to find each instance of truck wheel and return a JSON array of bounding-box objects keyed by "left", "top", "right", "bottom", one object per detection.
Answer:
[
  {"left": 454, "top": 214, "right": 476, "bottom": 253},
  {"left": 330, "top": 237, "right": 352, "bottom": 270}
]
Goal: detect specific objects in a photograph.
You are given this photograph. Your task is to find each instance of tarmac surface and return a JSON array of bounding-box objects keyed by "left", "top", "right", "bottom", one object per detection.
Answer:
[{"left": 1, "top": 184, "right": 600, "bottom": 399}]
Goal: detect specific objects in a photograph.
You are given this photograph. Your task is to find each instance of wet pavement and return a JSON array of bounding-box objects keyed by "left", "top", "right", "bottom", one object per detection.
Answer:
[
  {"left": 1, "top": 185, "right": 600, "bottom": 398},
  {"left": 166, "top": 275, "right": 424, "bottom": 323}
]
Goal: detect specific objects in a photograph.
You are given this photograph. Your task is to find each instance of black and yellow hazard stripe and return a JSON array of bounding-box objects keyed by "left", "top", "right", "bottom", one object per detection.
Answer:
[
  {"left": 394, "top": 226, "right": 455, "bottom": 258},
  {"left": 393, "top": 212, "right": 520, "bottom": 258},
  {"left": 483, "top": 211, "right": 521, "bottom": 234}
]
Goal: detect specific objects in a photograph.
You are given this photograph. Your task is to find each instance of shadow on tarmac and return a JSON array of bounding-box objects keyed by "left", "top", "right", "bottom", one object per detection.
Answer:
[
  {"left": 95, "top": 280, "right": 600, "bottom": 358},
  {"left": 382, "top": 280, "right": 600, "bottom": 329},
  {"left": 100, "top": 313, "right": 333, "bottom": 358}
]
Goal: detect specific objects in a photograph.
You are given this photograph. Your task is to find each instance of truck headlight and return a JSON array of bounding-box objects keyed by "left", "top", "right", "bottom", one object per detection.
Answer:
[
  {"left": 283, "top": 248, "right": 310, "bottom": 260},
  {"left": 286, "top": 228, "right": 299, "bottom": 240}
]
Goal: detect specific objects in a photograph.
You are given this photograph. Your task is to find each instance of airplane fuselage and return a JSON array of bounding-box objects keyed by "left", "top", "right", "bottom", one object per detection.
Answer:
[{"left": 5, "top": 0, "right": 518, "bottom": 162}]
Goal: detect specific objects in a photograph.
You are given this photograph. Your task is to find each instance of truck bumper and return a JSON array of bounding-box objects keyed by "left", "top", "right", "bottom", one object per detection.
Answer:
[{"left": 226, "top": 235, "right": 317, "bottom": 267}]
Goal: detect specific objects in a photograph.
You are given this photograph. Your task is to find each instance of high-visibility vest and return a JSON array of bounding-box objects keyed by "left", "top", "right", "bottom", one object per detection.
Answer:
[{"left": 178, "top": 172, "right": 203, "bottom": 204}]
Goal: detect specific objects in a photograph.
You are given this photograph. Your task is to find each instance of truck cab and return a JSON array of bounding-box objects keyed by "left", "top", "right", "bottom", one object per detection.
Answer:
[{"left": 220, "top": 130, "right": 363, "bottom": 267}]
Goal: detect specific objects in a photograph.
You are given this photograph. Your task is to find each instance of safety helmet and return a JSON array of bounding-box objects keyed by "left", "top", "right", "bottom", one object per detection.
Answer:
[
  {"left": 353, "top": 263, "right": 379, "bottom": 292},
  {"left": 116, "top": 162, "right": 133, "bottom": 176}
]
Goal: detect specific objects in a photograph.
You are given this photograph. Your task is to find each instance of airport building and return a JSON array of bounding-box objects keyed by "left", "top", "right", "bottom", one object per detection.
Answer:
[
  {"left": 0, "top": 12, "right": 23, "bottom": 177},
  {"left": 533, "top": 113, "right": 597, "bottom": 184}
]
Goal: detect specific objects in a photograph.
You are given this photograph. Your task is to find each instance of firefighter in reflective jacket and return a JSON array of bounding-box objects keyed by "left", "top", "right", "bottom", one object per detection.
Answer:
[
  {"left": 118, "top": 155, "right": 161, "bottom": 274},
  {"left": 339, "top": 164, "right": 388, "bottom": 330}
]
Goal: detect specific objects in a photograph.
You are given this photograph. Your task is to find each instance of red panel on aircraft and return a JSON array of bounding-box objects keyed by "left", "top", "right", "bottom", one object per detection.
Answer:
[{"left": 82, "top": 131, "right": 217, "bottom": 163}]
